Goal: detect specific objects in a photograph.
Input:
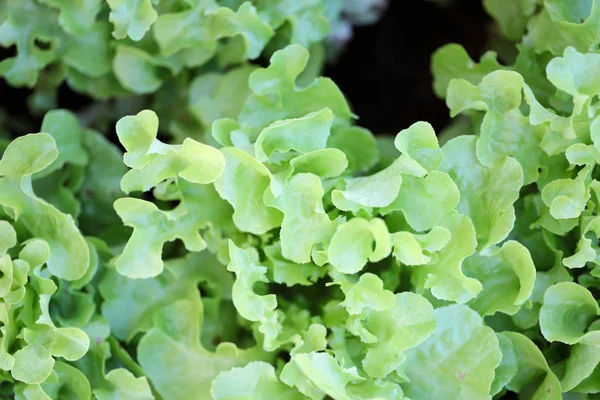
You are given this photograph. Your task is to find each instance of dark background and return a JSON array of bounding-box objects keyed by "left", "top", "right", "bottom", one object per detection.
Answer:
[
  {"left": 0, "top": 0, "right": 491, "bottom": 136},
  {"left": 325, "top": 0, "right": 490, "bottom": 134}
]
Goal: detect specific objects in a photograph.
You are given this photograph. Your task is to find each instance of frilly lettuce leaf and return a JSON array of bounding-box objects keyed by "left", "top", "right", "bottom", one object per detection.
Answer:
[
  {"left": 113, "top": 109, "right": 231, "bottom": 278},
  {"left": 483, "top": 0, "right": 536, "bottom": 41},
  {"left": 29, "top": 109, "right": 90, "bottom": 221},
  {"left": 498, "top": 332, "right": 561, "bottom": 399},
  {"left": 101, "top": 250, "right": 233, "bottom": 342},
  {"left": 328, "top": 125, "right": 378, "bottom": 173},
  {"left": 526, "top": 1, "right": 600, "bottom": 56},
  {"left": 390, "top": 226, "right": 451, "bottom": 266},
  {"left": 116, "top": 109, "right": 225, "bottom": 193},
  {"left": 189, "top": 65, "right": 258, "bottom": 131},
  {"left": 541, "top": 164, "right": 592, "bottom": 220},
  {"left": 113, "top": 195, "right": 208, "bottom": 279},
  {"left": 563, "top": 216, "right": 600, "bottom": 269},
  {"left": 0, "top": 237, "right": 90, "bottom": 387},
  {"left": 411, "top": 213, "right": 482, "bottom": 303},
  {"left": 490, "top": 333, "right": 518, "bottom": 397},
  {"left": 15, "top": 361, "right": 92, "bottom": 400},
  {"left": 441, "top": 135, "right": 523, "bottom": 250},
  {"left": 335, "top": 272, "right": 395, "bottom": 316},
  {"left": 0, "top": 219, "right": 17, "bottom": 255},
  {"left": 94, "top": 368, "right": 154, "bottom": 400},
  {"left": 431, "top": 43, "right": 505, "bottom": 98},
  {"left": 112, "top": 45, "right": 170, "bottom": 95},
  {"left": 278, "top": 322, "right": 329, "bottom": 398},
  {"left": 283, "top": 351, "right": 363, "bottom": 400},
  {"left": 72, "top": 313, "right": 156, "bottom": 400},
  {"left": 39, "top": 0, "right": 102, "bottom": 36},
  {"left": 400, "top": 304, "right": 502, "bottom": 400},
  {"left": 254, "top": 108, "right": 333, "bottom": 163},
  {"left": 7, "top": 3, "right": 600, "bottom": 395},
  {"left": 256, "top": 0, "right": 329, "bottom": 48},
  {"left": 264, "top": 242, "right": 325, "bottom": 286},
  {"left": 546, "top": 47, "right": 600, "bottom": 98},
  {"left": 560, "top": 331, "right": 600, "bottom": 392},
  {"left": 0, "top": 0, "right": 61, "bottom": 87},
  {"left": 62, "top": 21, "right": 111, "bottom": 78},
  {"left": 268, "top": 173, "right": 336, "bottom": 264},
  {"left": 458, "top": 72, "right": 544, "bottom": 185},
  {"left": 328, "top": 218, "right": 391, "bottom": 274},
  {"left": 239, "top": 44, "right": 352, "bottom": 135},
  {"left": 464, "top": 240, "right": 536, "bottom": 316},
  {"left": 227, "top": 241, "right": 281, "bottom": 350},
  {"left": 0, "top": 133, "right": 89, "bottom": 281},
  {"left": 360, "top": 292, "right": 436, "bottom": 379},
  {"left": 211, "top": 361, "right": 305, "bottom": 400},
  {"left": 137, "top": 294, "right": 267, "bottom": 400},
  {"left": 285, "top": 148, "right": 348, "bottom": 180},
  {"left": 539, "top": 282, "right": 600, "bottom": 344},
  {"left": 331, "top": 154, "right": 425, "bottom": 214},
  {"left": 107, "top": 0, "right": 158, "bottom": 41},
  {"left": 381, "top": 171, "right": 460, "bottom": 232},
  {"left": 215, "top": 146, "right": 283, "bottom": 235},
  {"left": 394, "top": 121, "right": 443, "bottom": 172},
  {"left": 153, "top": 2, "right": 273, "bottom": 69},
  {"left": 35, "top": 109, "right": 88, "bottom": 179}
]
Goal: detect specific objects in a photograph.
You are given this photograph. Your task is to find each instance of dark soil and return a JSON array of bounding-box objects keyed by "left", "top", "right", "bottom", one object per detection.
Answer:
[{"left": 0, "top": 0, "right": 491, "bottom": 136}]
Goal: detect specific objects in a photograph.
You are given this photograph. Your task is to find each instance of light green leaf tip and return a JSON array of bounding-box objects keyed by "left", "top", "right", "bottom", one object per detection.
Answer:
[
  {"left": 116, "top": 109, "right": 225, "bottom": 193},
  {"left": 546, "top": 46, "right": 600, "bottom": 97},
  {"left": 394, "top": 121, "right": 443, "bottom": 172},
  {"left": 255, "top": 108, "right": 333, "bottom": 163},
  {"left": 328, "top": 218, "right": 391, "bottom": 274},
  {"left": 215, "top": 147, "right": 283, "bottom": 235},
  {"left": 107, "top": 0, "right": 157, "bottom": 41}
]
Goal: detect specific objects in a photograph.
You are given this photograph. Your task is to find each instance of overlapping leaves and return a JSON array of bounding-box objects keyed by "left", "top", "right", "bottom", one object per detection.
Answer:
[{"left": 5, "top": 0, "right": 600, "bottom": 398}]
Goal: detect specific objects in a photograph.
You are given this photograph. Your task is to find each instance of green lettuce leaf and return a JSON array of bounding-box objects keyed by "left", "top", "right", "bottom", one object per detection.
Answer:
[
  {"left": 0, "top": 133, "right": 89, "bottom": 281},
  {"left": 107, "top": 0, "right": 158, "bottom": 41},
  {"left": 411, "top": 213, "right": 482, "bottom": 303},
  {"left": 441, "top": 135, "right": 523, "bottom": 250},
  {"left": 212, "top": 361, "right": 304, "bottom": 399},
  {"left": 0, "top": 0, "right": 61, "bottom": 87},
  {"left": 360, "top": 292, "right": 436, "bottom": 379},
  {"left": 400, "top": 304, "right": 502, "bottom": 400},
  {"left": 499, "top": 332, "right": 561, "bottom": 399},
  {"left": 464, "top": 241, "right": 536, "bottom": 316},
  {"left": 227, "top": 241, "right": 281, "bottom": 350},
  {"left": 39, "top": 0, "right": 102, "bottom": 36},
  {"left": 539, "top": 282, "right": 600, "bottom": 344},
  {"left": 328, "top": 218, "right": 391, "bottom": 274},
  {"left": 138, "top": 294, "right": 267, "bottom": 400}
]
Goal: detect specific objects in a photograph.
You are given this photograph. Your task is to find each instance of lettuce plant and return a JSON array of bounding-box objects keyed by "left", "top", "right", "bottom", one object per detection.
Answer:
[{"left": 1, "top": 0, "right": 600, "bottom": 399}]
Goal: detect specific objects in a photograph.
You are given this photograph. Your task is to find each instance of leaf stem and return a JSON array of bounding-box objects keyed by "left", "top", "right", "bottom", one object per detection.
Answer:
[{"left": 108, "top": 337, "right": 164, "bottom": 400}]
